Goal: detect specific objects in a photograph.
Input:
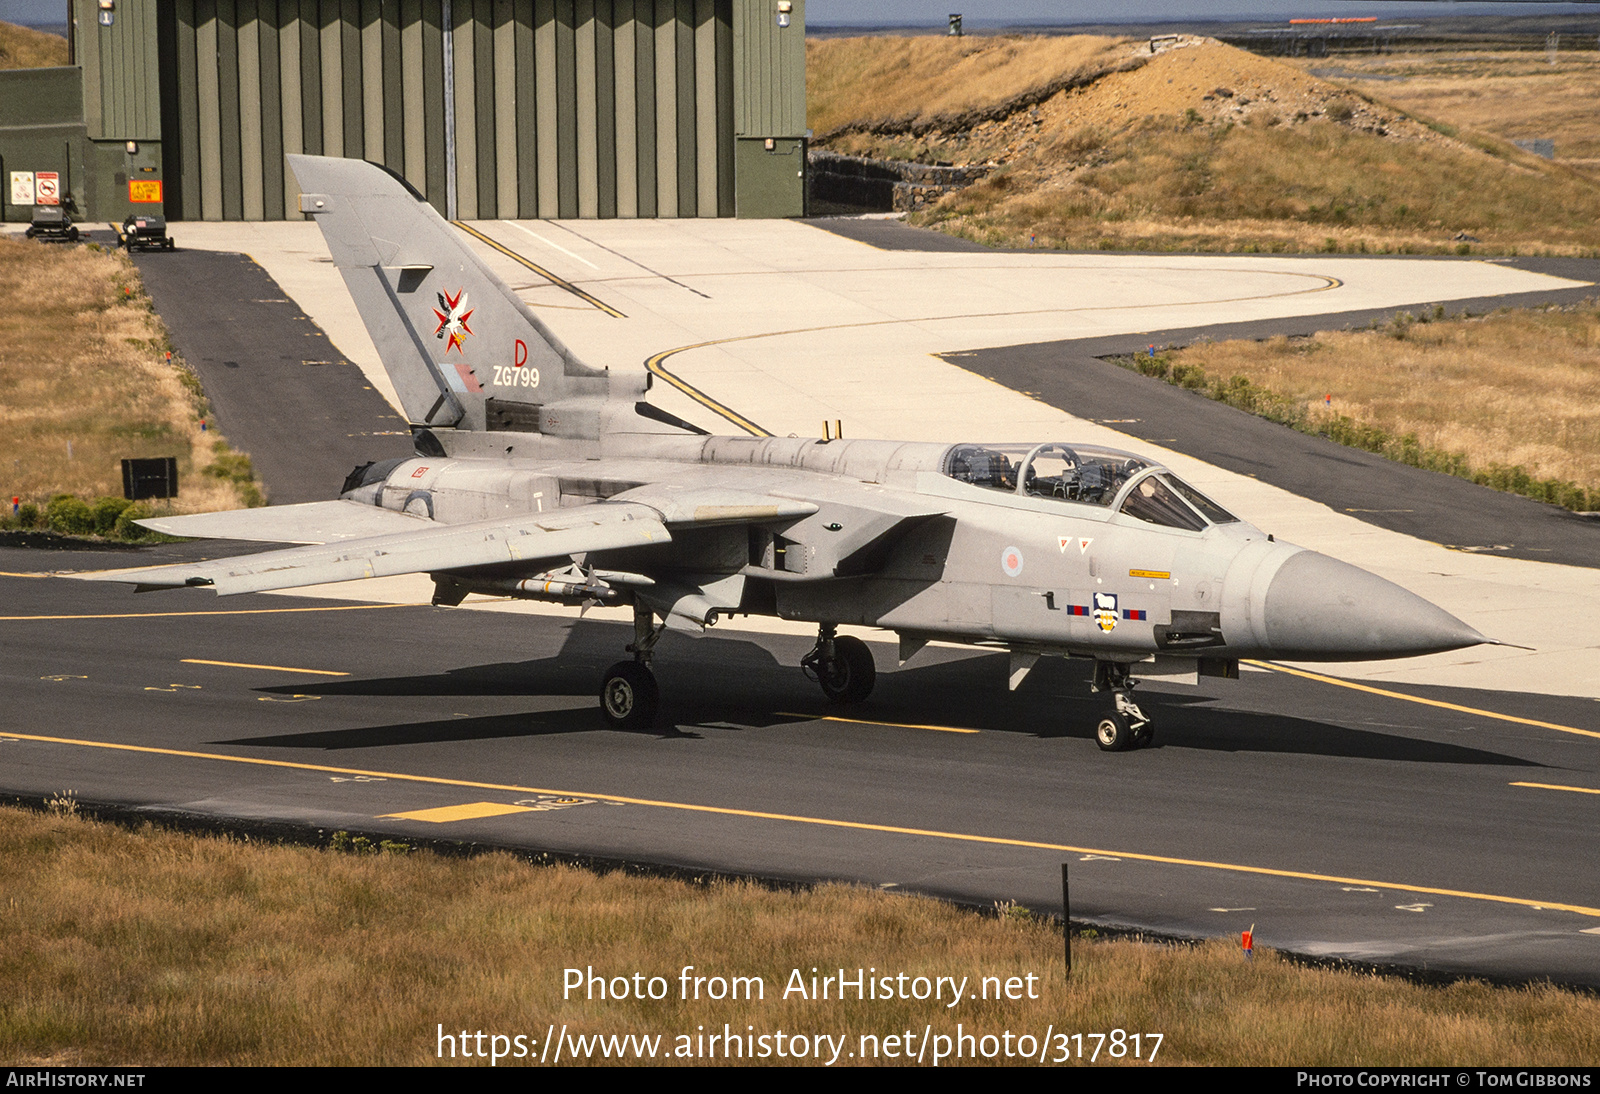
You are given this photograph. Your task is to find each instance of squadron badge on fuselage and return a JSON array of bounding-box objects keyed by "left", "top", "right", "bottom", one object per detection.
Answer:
[{"left": 1093, "top": 591, "right": 1118, "bottom": 632}]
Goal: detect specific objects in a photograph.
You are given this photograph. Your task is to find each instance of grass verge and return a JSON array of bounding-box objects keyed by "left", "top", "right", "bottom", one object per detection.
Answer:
[
  {"left": 1107, "top": 302, "right": 1600, "bottom": 513},
  {"left": 2, "top": 803, "right": 1598, "bottom": 1066},
  {"left": 0, "top": 236, "right": 265, "bottom": 538}
]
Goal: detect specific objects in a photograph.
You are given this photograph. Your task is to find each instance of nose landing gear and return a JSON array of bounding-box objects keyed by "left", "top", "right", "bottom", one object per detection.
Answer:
[
  {"left": 1092, "top": 660, "right": 1153, "bottom": 751},
  {"left": 802, "top": 624, "right": 876, "bottom": 703}
]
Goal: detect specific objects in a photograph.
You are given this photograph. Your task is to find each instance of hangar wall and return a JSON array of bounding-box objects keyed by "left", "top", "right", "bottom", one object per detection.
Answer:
[
  {"left": 145, "top": 0, "right": 804, "bottom": 221},
  {"left": 0, "top": 2, "right": 164, "bottom": 224}
]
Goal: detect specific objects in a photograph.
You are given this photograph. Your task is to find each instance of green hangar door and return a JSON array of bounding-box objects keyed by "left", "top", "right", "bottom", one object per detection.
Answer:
[{"left": 155, "top": 0, "right": 806, "bottom": 220}]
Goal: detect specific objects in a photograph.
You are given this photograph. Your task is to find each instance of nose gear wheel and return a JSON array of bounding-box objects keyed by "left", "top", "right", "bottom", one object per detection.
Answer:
[{"left": 801, "top": 626, "right": 877, "bottom": 703}]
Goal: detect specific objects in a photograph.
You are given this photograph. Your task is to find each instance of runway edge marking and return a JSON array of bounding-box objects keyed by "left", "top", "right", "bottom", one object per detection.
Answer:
[{"left": 8, "top": 729, "right": 1599, "bottom": 921}]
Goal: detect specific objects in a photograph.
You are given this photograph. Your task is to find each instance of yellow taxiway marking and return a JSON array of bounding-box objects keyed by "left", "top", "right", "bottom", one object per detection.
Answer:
[
  {"left": 776, "top": 712, "right": 979, "bottom": 735},
  {"left": 452, "top": 221, "right": 626, "bottom": 318},
  {"left": 0, "top": 603, "right": 422, "bottom": 622},
  {"left": 643, "top": 273, "right": 1343, "bottom": 437},
  {"left": 181, "top": 659, "right": 350, "bottom": 677},
  {"left": 1246, "top": 661, "right": 1600, "bottom": 741},
  {"left": 0, "top": 571, "right": 48, "bottom": 578},
  {"left": 645, "top": 341, "right": 773, "bottom": 437},
  {"left": 1511, "top": 782, "right": 1600, "bottom": 797},
  {"left": 7, "top": 729, "right": 1598, "bottom": 920},
  {"left": 382, "top": 801, "right": 535, "bottom": 823}
]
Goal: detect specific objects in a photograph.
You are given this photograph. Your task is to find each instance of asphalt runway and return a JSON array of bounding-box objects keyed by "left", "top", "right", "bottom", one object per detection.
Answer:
[
  {"left": 4, "top": 553, "right": 1599, "bottom": 986},
  {"left": 10, "top": 223, "right": 1599, "bottom": 988},
  {"left": 130, "top": 246, "right": 413, "bottom": 503}
]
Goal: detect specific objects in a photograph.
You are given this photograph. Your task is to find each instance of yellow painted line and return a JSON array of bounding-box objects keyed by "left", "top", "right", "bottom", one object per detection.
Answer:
[
  {"left": 645, "top": 341, "right": 772, "bottom": 438},
  {"left": 1246, "top": 661, "right": 1600, "bottom": 741},
  {"left": 1512, "top": 782, "right": 1600, "bottom": 797},
  {"left": 382, "top": 801, "right": 535, "bottom": 823},
  {"left": 181, "top": 659, "right": 350, "bottom": 677},
  {"left": 8, "top": 729, "right": 1599, "bottom": 920},
  {"left": 640, "top": 271, "right": 1343, "bottom": 437},
  {"left": 0, "top": 571, "right": 48, "bottom": 578},
  {"left": 776, "top": 711, "right": 979, "bottom": 735},
  {"left": 0, "top": 603, "right": 422, "bottom": 622},
  {"left": 452, "top": 221, "right": 625, "bottom": 318}
]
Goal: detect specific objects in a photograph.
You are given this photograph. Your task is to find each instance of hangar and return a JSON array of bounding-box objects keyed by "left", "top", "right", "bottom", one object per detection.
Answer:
[{"left": 0, "top": 0, "right": 807, "bottom": 223}]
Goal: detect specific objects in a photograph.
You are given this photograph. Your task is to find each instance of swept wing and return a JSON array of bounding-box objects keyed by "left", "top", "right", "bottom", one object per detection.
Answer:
[{"left": 82, "top": 503, "right": 670, "bottom": 596}]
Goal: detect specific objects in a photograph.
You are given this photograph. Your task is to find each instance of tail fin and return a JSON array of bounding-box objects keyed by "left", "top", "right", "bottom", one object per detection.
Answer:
[{"left": 287, "top": 154, "right": 627, "bottom": 438}]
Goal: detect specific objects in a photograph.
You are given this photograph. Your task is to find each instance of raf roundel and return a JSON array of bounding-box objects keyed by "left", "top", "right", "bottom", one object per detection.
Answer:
[{"left": 1001, "top": 545, "right": 1024, "bottom": 578}]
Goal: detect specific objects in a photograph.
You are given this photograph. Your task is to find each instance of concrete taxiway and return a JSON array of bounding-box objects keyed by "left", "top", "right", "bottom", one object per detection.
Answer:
[{"left": 7, "top": 214, "right": 1599, "bottom": 985}]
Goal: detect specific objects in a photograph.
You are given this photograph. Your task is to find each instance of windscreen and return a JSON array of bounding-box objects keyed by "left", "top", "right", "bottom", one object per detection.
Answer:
[
  {"left": 1117, "top": 473, "right": 1208, "bottom": 531},
  {"left": 1165, "top": 475, "right": 1238, "bottom": 524}
]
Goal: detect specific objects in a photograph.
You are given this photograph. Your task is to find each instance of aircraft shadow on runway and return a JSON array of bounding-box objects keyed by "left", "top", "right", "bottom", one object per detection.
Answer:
[{"left": 229, "top": 624, "right": 1539, "bottom": 766}]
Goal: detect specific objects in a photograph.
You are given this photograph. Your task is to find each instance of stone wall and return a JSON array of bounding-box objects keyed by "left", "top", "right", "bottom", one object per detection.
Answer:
[{"left": 808, "top": 149, "right": 992, "bottom": 213}]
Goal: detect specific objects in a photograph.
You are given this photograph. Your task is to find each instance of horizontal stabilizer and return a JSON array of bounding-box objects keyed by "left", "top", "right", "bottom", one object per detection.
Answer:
[
  {"left": 138, "top": 500, "right": 431, "bottom": 545},
  {"left": 80, "top": 503, "right": 670, "bottom": 596}
]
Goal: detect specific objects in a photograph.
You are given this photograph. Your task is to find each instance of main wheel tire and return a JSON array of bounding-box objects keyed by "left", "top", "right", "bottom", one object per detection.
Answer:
[
  {"left": 599, "top": 661, "right": 659, "bottom": 731},
  {"left": 1133, "top": 723, "right": 1155, "bottom": 749},
  {"left": 818, "top": 635, "right": 876, "bottom": 703},
  {"left": 1095, "top": 713, "right": 1134, "bottom": 752}
]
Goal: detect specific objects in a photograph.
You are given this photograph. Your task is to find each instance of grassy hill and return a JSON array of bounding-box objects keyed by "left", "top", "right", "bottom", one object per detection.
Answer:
[
  {"left": 0, "top": 20, "right": 67, "bottom": 70},
  {"left": 809, "top": 35, "right": 1600, "bottom": 256}
]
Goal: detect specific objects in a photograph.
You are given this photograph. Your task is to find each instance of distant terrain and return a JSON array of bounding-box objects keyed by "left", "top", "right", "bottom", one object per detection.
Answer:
[
  {"left": 1293, "top": 51, "right": 1600, "bottom": 182},
  {"left": 808, "top": 35, "right": 1600, "bottom": 256},
  {"left": 0, "top": 19, "right": 66, "bottom": 69}
]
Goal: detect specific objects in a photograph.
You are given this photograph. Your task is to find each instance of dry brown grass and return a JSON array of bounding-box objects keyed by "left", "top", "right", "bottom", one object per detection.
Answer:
[
  {"left": 0, "top": 20, "right": 67, "bottom": 70},
  {"left": 925, "top": 119, "right": 1600, "bottom": 255},
  {"left": 1149, "top": 304, "right": 1600, "bottom": 502},
  {"left": 0, "top": 237, "right": 258, "bottom": 514},
  {"left": 807, "top": 34, "right": 1133, "bottom": 137},
  {"left": 812, "top": 37, "right": 1600, "bottom": 256},
  {"left": 1293, "top": 51, "right": 1600, "bottom": 180},
  {"left": 2, "top": 804, "right": 1598, "bottom": 1066}
]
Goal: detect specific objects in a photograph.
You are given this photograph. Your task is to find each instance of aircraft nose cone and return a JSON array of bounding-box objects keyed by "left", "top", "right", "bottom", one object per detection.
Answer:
[{"left": 1262, "top": 550, "right": 1490, "bottom": 660}]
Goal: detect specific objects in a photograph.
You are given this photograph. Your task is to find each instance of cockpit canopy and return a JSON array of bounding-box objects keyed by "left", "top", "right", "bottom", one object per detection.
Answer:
[{"left": 943, "top": 442, "right": 1238, "bottom": 531}]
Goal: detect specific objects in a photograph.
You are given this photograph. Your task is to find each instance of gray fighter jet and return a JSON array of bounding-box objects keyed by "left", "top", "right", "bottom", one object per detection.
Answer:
[{"left": 86, "top": 156, "right": 1493, "bottom": 750}]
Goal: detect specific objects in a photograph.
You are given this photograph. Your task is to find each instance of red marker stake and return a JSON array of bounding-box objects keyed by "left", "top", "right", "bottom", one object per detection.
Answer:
[{"left": 1242, "top": 924, "right": 1255, "bottom": 960}]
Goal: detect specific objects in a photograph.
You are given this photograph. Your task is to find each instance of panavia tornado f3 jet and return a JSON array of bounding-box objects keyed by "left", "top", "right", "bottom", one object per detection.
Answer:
[{"left": 87, "top": 155, "right": 1494, "bottom": 750}]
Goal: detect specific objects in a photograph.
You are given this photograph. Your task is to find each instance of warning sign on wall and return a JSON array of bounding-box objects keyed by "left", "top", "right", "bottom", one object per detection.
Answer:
[
  {"left": 129, "top": 179, "right": 163, "bottom": 203},
  {"left": 9, "top": 172, "right": 34, "bottom": 205},
  {"left": 35, "top": 171, "right": 59, "bottom": 204}
]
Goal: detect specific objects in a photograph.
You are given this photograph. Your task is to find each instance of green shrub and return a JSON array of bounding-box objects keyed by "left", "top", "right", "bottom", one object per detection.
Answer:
[
  {"left": 45, "top": 495, "right": 93, "bottom": 536},
  {"left": 112, "top": 501, "right": 154, "bottom": 541},
  {"left": 90, "top": 495, "right": 134, "bottom": 535},
  {"left": 17, "top": 502, "right": 41, "bottom": 529}
]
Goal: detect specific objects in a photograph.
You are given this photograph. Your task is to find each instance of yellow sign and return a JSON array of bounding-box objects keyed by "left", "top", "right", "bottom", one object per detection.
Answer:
[
  {"left": 1128, "top": 569, "right": 1171, "bottom": 580},
  {"left": 128, "top": 179, "right": 162, "bottom": 203}
]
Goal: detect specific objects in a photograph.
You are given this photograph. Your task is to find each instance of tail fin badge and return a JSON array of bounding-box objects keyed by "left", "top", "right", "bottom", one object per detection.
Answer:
[{"left": 433, "top": 288, "right": 475, "bottom": 355}]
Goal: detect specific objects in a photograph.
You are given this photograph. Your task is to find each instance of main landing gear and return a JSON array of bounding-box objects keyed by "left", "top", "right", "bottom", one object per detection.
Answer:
[
  {"left": 599, "top": 614, "right": 878, "bottom": 729},
  {"left": 1092, "top": 660, "right": 1153, "bottom": 752},
  {"left": 599, "top": 604, "right": 666, "bottom": 731},
  {"left": 801, "top": 624, "right": 876, "bottom": 704}
]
